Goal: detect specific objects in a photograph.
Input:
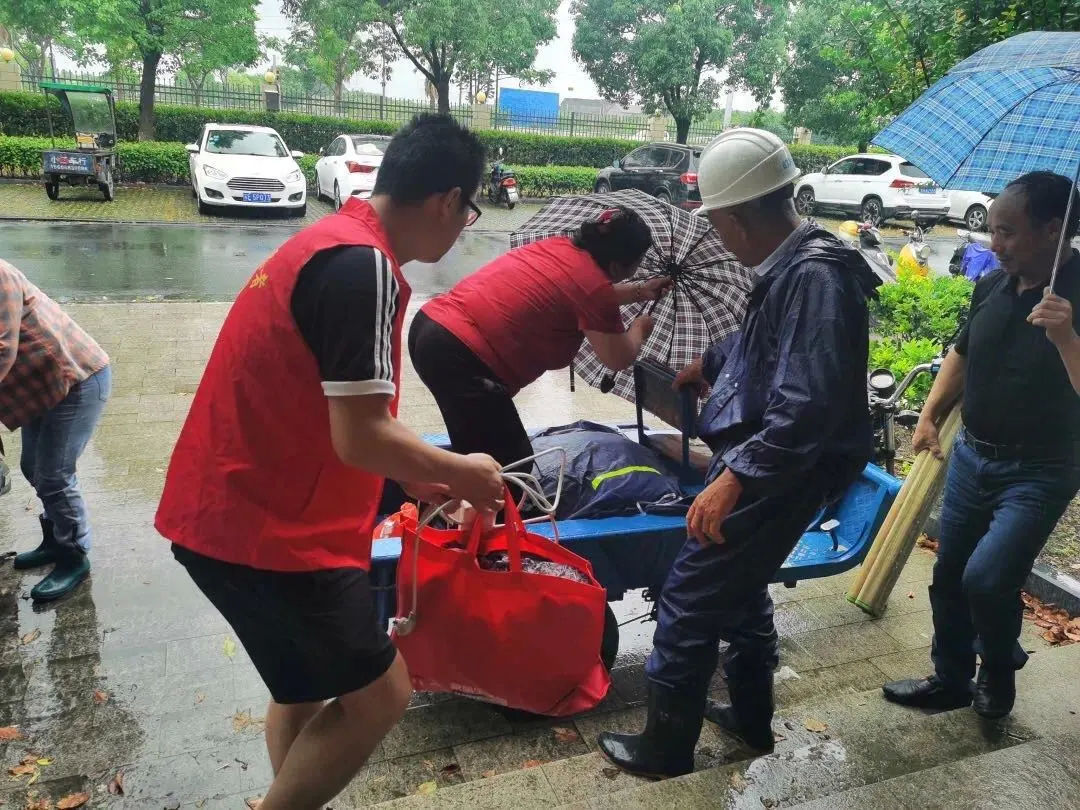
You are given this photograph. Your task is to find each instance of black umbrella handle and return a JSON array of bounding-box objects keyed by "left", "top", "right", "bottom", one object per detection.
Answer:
[{"left": 601, "top": 299, "right": 661, "bottom": 393}]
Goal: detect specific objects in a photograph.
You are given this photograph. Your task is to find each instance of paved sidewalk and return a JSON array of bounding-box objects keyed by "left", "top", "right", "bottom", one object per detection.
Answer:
[
  {"left": 0, "top": 182, "right": 541, "bottom": 232},
  {"left": 0, "top": 303, "right": 1065, "bottom": 808}
]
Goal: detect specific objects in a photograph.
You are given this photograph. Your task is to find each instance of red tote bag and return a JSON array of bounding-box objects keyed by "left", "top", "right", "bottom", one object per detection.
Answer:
[{"left": 390, "top": 491, "right": 611, "bottom": 716}]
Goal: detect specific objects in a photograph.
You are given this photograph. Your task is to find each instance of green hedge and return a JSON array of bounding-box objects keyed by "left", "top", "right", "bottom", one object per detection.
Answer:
[
  {"left": 0, "top": 90, "right": 857, "bottom": 172},
  {"left": 514, "top": 165, "right": 598, "bottom": 197},
  {"left": 0, "top": 136, "right": 191, "bottom": 183},
  {"left": 0, "top": 91, "right": 398, "bottom": 156},
  {"left": 476, "top": 133, "right": 636, "bottom": 170},
  {"left": 869, "top": 272, "right": 974, "bottom": 406},
  {"left": 0, "top": 135, "right": 597, "bottom": 197},
  {"left": 788, "top": 144, "right": 853, "bottom": 174}
]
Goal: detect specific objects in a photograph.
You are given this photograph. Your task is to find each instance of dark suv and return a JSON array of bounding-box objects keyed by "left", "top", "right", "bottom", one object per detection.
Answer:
[{"left": 595, "top": 143, "right": 702, "bottom": 209}]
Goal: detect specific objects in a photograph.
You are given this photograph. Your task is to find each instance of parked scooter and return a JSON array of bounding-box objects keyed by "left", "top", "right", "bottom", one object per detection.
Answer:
[
  {"left": 837, "top": 219, "right": 895, "bottom": 284},
  {"left": 948, "top": 228, "right": 999, "bottom": 281},
  {"left": 867, "top": 362, "right": 938, "bottom": 476},
  {"left": 896, "top": 223, "right": 934, "bottom": 278},
  {"left": 487, "top": 147, "right": 519, "bottom": 210}
]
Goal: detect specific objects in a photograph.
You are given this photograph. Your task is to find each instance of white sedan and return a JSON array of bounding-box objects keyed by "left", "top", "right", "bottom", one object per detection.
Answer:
[
  {"left": 947, "top": 190, "right": 994, "bottom": 232},
  {"left": 314, "top": 134, "right": 392, "bottom": 210},
  {"left": 187, "top": 124, "right": 307, "bottom": 217}
]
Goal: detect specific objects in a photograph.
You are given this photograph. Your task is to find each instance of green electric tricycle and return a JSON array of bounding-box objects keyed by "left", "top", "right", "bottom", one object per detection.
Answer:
[{"left": 40, "top": 81, "right": 118, "bottom": 201}]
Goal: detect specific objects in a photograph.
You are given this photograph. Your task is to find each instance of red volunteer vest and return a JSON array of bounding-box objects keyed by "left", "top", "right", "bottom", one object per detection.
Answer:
[{"left": 155, "top": 200, "right": 411, "bottom": 571}]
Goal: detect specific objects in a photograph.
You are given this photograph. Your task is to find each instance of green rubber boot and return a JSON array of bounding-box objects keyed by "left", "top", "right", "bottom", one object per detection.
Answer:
[
  {"left": 14, "top": 517, "right": 58, "bottom": 571},
  {"left": 31, "top": 554, "right": 90, "bottom": 602}
]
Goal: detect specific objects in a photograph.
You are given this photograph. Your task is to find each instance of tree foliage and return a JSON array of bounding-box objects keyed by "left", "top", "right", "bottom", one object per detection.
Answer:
[
  {"left": 283, "top": 0, "right": 379, "bottom": 114},
  {"left": 278, "top": 0, "right": 559, "bottom": 114},
  {"left": 571, "top": 0, "right": 786, "bottom": 144},
  {"left": 175, "top": 7, "right": 259, "bottom": 105},
  {"left": 783, "top": 0, "right": 1080, "bottom": 146},
  {"left": 380, "top": 0, "right": 559, "bottom": 114},
  {"left": 0, "top": 0, "right": 71, "bottom": 76},
  {"left": 64, "top": 0, "right": 260, "bottom": 140}
]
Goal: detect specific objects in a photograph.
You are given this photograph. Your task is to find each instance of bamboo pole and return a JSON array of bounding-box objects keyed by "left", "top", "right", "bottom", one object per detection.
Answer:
[
  {"left": 853, "top": 405, "right": 961, "bottom": 613},
  {"left": 846, "top": 405, "right": 962, "bottom": 615}
]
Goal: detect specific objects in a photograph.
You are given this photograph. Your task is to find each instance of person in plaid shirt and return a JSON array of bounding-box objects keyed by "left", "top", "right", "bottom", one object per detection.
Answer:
[{"left": 0, "top": 259, "right": 111, "bottom": 602}]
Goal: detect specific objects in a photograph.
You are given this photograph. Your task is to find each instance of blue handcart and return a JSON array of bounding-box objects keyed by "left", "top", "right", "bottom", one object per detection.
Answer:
[{"left": 370, "top": 361, "right": 902, "bottom": 667}]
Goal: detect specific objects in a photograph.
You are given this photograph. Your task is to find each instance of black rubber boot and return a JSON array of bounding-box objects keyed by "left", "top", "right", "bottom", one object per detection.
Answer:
[
  {"left": 973, "top": 665, "right": 1015, "bottom": 720},
  {"left": 31, "top": 554, "right": 90, "bottom": 602},
  {"left": 597, "top": 683, "right": 703, "bottom": 779},
  {"left": 705, "top": 672, "right": 775, "bottom": 754},
  {"left": 14, "top": 517, "right": 58, "bottom": 571}
]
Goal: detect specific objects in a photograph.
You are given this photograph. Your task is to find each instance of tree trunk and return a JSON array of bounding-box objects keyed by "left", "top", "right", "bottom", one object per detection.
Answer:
[
  {"left": 191, "top": 74, "right": 207, "bottom": 107},
  {"left": 675, "top": 117, "right": 691, "bottom": 145},
  {"left": 333, "top": 78, "right": 343, "bottom": 116},
  {"left": 437, "top": 75, "right": 451, "bottom": 115},
  {"left": 138, "top": 50, "right": 162, "bottom": 141}
]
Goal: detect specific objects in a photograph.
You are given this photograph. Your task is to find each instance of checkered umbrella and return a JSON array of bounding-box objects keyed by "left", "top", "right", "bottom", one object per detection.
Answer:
[{"left": 510, "top": 188, "right": 754, "bottom": 403}]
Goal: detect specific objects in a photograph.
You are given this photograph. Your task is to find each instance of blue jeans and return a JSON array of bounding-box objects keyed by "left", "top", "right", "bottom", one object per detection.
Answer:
[
  {"left": 930, "top": 435, "right": 1080, "bottom": 686},
  {"left": 20, "top": 366, "right": 111, "bottom": 560}
]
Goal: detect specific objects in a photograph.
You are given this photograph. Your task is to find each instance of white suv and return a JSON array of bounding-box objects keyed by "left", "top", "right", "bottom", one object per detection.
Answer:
[
  {"left": 187, "top": 124, "right": 307, "bottom": 217},
  {"left": 794, "top": 154, "right": 950, "bottom": 227}
]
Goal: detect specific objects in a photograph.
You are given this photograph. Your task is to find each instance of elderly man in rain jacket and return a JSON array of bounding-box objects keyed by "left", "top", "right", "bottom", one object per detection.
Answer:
[{"left": 599, "top": 129, "right": 881, "bottom": 778}]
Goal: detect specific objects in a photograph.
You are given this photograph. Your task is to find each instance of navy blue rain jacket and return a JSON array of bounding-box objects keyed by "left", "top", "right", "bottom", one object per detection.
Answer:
[{"left": 698, "top": 222, "right": 880, "bottom": 496}]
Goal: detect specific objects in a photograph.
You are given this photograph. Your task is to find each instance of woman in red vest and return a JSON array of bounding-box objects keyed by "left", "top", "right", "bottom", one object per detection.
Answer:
[
  {"left": 410, "top": 208, "right": 669, "bottom": 470},
  {"left": 155, "top": 115, "right": 504, "bottom": 810}
]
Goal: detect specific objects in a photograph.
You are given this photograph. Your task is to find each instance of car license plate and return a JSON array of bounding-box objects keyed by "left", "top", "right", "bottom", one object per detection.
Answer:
[
  {"left": 243, "top": 192, "right": 272, "bottom": 203},
  {"left": 918, "top": 185, "right": 937, "bottom": 194},
  {"left": 506, "top": 187, "right": 520, "bottom": 201}
]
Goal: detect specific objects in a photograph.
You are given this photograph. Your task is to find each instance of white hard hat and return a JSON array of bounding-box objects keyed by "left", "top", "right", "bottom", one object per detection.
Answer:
[{"left": 695, "top": 128, "right": 801, "bottom": 215}]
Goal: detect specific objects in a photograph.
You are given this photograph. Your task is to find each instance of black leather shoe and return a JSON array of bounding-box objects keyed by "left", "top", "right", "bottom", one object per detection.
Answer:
[
  {"left": 597, "top": 683, "right": 703, "bottom": 779},
  {"left": 14, "top": 517, "right": 57, "bottom": 570},
  {"left": 973, "top": 666, "right": 1015, "bottom": 720},
  {"left": 882, "top": 676, "right": 972, "bottom": 710},
  {"left": 31, "top": 555, "right": 90, "bottom": 602}
]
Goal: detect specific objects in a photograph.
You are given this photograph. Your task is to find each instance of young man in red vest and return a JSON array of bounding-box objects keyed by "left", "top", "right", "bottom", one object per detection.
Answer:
[{"left": 155, "top": 114, "right": 504, "bottom": 809}]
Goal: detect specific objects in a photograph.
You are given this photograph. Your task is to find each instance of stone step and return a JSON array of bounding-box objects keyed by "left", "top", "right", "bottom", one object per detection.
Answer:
[
  {"left": 577, "top": 641, "right": 1080, "bottom": 810},
  {"left": 787, "top": 732, "right": 1080, "bottom": 809},
  {"left": 362, "top": 641, "right": 1080, "bottom": 809}
]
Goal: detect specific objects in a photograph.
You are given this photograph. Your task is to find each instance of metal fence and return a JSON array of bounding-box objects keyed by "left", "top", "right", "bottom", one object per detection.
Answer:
[{"left": 19, "top": 71, "right": 733, "bottom": 143}]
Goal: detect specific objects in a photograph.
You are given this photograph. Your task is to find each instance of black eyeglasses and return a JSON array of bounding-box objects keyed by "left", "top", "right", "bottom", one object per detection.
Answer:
[{"left": 467, "top": 200, "right": 482, "bottom": 226}]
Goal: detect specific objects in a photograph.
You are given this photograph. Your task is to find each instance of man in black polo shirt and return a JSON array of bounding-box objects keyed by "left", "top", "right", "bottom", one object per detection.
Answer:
[{"left": 884, "top": 171, "right": 1080, "bottom": 719}]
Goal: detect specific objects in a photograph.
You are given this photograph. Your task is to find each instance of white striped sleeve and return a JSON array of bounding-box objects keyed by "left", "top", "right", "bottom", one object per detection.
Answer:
[{"left": 290, "top": 245, "right": 400, "bottom": 398}]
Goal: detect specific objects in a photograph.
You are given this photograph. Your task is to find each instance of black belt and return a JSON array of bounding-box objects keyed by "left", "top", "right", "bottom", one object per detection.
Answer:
[{"left": 960, "top": 427, "right": 1077, "bottom": 462}]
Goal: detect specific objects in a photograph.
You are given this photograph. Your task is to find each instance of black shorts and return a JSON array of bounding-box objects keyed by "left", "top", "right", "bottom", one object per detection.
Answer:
[{"left": 173, "top": 544, "right": 397, "bottom": 704}]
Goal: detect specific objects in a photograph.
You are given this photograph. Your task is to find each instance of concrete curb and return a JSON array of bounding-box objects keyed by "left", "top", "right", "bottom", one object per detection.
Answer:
[{"left": 924, "top": 511, "right": 1080, "bottom": 614}]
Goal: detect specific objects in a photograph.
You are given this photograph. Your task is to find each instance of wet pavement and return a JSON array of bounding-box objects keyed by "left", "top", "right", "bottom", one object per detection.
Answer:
[
  {"left": 0, "top": 191, "right": 1075, "bottom": 807},
  {"left": 0, "top": 221, "right": 512, "bottom": 302},
  {"left": 0, "top": 217, "right": 960, "bottom": 306},
  {"left": 0, "top": 300, "right": 1068, "bottom": 808}
]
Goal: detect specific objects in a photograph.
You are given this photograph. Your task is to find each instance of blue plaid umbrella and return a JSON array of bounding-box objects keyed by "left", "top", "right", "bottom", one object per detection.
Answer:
[
  {"left": 873, "top": 31, "right": 1080, "bottom": 285},
  {"left": 873, "top": 31, "right": 1080, "bottom": 194}
]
